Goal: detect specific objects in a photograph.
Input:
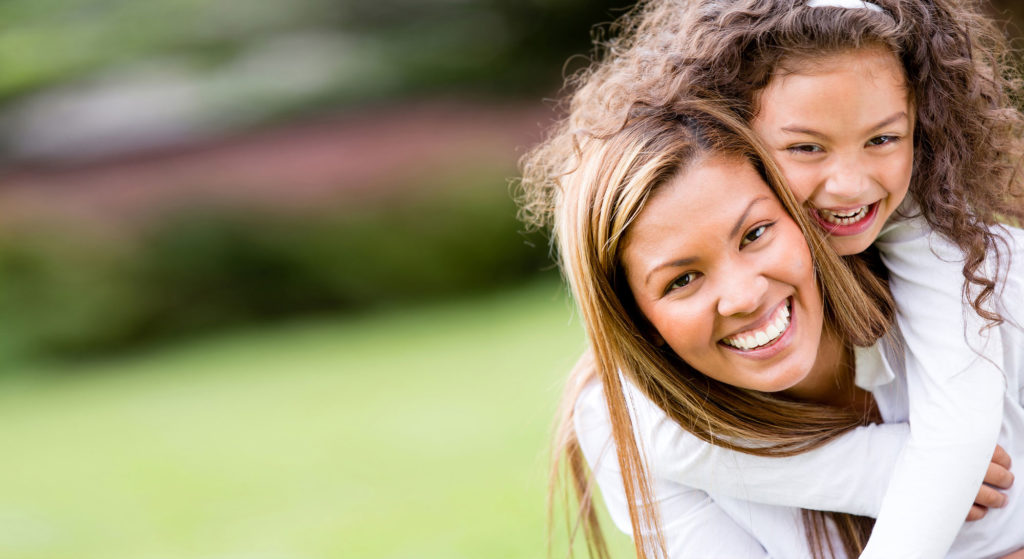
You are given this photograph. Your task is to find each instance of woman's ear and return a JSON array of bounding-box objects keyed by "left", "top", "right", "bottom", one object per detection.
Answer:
[
  {"left": 629, "top": 308, "right": 665, "bottom": 347},
  {"left": 646, "top": 327, "right": 665, "bottom": 347}
]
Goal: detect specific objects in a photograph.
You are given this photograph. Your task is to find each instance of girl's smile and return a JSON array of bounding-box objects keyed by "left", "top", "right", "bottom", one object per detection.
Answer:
[
  {"left": 621, "top": 155, "right": 842, "bottom": 396},
  {"left": 811, "top": 200, "right": 881, "bottom": 237},
  {"left": 752, "top": 47, "right": 915, "bottom": 255}
]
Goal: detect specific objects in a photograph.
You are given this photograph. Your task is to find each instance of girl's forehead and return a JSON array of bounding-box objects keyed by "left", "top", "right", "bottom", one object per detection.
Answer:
[
  {"left": 755, "top": 46, "right": 911, "bottom": 115},
  {"left": 774, "top": 45, "right": 906, "bottom": 83}
]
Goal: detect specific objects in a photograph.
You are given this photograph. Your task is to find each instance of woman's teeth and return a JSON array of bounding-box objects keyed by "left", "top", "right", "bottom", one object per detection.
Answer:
[
  {"left": 722, "top": 303, "right": 791, "bottom": 351},
  {"left": 818, "top": 205, "right": 870, "bottom": 225}
]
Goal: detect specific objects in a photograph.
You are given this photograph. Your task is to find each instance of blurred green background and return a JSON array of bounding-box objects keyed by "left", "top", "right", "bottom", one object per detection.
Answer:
[
  {"left": 0, "top": 1, "right": 1020, "bottom": 558},
  {"left": 0, "top": 1, "right": 634, "bottom": 557}
]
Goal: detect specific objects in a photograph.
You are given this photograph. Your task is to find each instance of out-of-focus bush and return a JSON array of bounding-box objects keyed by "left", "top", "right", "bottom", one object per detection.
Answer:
[
  {"left": 0, "top": 169, "right": 548, "bottom": 359},
  {"left": 0, "top": 0, "right": 629, "bottom": 166}
]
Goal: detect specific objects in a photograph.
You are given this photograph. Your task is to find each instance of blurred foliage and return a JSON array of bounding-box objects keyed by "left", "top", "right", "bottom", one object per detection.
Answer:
[
  {"left": 0, "top": 0, "right": 630, "bottom": 107},
  {"left": 0, "top": 172, "right": 550, "bottom": 359}
]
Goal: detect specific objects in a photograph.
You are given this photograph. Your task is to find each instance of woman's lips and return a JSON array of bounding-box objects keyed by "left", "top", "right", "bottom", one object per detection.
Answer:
[{"left": 720, "top": 298, "right": 795, "bottom": 359}]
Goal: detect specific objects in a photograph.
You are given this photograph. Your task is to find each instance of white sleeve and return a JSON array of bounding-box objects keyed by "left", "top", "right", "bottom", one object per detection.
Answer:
[
  {"left": 625, "top": 380, "right": 908, "bottom": 517},
  {"left": 859, "top": 220, "right": 1006, "bottom": 559},
  {"left": 574, "top": 381, "right": 774, "bottom": 559}
]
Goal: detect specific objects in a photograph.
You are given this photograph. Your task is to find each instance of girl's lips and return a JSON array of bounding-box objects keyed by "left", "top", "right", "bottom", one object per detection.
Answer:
[
  {"left": 811, "top": 201, "right": 880, "bottom": 236},
  {"left": 720, "top": 297, "right": 796, "bottom": 360}
]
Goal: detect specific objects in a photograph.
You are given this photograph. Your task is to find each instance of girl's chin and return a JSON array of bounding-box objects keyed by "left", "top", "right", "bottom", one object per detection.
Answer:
[{"left": 827, "top": 233, "right": 877, "bottom": 256}]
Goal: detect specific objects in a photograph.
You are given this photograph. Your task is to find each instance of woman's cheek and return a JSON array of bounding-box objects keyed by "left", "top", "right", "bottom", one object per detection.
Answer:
[{"left": 780, "top": 229, "right": 815, "bottom": 279}]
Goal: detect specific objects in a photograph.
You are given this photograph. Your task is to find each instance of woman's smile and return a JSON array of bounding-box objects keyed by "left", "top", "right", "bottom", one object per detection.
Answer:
[{"left": 720, "top": 297, "right": 792, "bottom": 354}]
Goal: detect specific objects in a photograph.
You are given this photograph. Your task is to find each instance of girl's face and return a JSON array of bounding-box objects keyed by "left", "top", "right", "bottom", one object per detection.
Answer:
[
  {"left": 621, "top": 155, "right": 836, "bottom": 395},
  {"left": 751, "top": 47, "right": 914, "bottom": 256}
]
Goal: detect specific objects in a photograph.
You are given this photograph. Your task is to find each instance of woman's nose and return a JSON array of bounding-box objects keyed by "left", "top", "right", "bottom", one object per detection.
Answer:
[{"left": 716, "top": 270, "right": 769, "bottom": 317}]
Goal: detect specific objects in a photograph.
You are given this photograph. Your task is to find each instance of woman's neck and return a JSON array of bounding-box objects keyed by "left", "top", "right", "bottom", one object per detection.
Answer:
[{"left": 783, "top": 327, "right": 877, "bottom": 416}]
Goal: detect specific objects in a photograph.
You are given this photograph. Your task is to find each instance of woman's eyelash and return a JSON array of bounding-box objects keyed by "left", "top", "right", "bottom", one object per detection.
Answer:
[
  {"left": 742, "top": 223, "right": 774, "bottom": 246},
  {"left": 667, "top": 271, "right": 699, "bottom": 292},
  {"left": 787, "top": 144, "right": 822, "bottom": 154}
]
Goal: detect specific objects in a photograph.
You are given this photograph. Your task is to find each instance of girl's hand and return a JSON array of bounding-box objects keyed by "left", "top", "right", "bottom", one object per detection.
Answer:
[
  {"left": 997, "top": 549, "right": 1024, "bottom": 559},
  {"left": 967, "top": 445, "right": 1014, "bottom": 521}
]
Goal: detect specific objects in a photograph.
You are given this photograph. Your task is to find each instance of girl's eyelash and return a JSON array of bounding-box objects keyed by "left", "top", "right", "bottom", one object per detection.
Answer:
[
  {"left": 787, "top": 135, "right": 902, "bottom": 153},
  {"left": 868, "top": 135, "right": 900, "bottom": 146}
]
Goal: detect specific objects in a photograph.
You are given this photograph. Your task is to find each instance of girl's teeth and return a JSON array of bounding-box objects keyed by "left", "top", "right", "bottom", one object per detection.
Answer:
[{"left": 819, "top": 205, "right": 869, "bottom": 225}]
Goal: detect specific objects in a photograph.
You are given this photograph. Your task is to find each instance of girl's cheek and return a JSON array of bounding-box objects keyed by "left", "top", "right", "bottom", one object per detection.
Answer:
[{"left": 776, "top": 165, "right": 818, "bottom": 205}]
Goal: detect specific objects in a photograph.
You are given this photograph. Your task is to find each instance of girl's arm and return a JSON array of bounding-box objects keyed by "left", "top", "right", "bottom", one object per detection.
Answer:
[
  {"left": 621, "top": 374, "right": 908, "bottom": 517},
  {"left": 859, "top": 218, "right": 1007, "bottom": 559}
]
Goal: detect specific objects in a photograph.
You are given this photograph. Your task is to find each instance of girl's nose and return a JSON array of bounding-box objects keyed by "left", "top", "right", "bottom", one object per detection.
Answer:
[{"left": 822, "top": 158, "right": 870, "bottom": 201}]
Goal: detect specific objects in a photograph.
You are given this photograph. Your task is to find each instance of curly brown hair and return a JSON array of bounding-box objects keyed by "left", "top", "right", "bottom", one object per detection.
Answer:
[{"left": 520, "top": 0, "right": 1024, "bottom": 322}]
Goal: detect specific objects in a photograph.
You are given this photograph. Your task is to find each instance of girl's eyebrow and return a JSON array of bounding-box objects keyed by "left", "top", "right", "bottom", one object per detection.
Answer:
[
  {"left": 780, "top": 111, "right": 909, "bottom": 138},
  {"left": 643, "top": 196, "right": 770, "bottom": 287}
]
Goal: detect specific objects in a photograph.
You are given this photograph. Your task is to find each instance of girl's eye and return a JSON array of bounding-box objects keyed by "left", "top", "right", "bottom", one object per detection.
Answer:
[
  {"left": 867, "top": 135, "right": 899, "bottom": 147},
  {"left": 787, "top": 144, "right": 823, "bottom": 155},
  {"left": 741, "top": 224, "right": 773, "bottom": 247},
  {"left": 668, "top": 272, "right": 699, "bottom": 292}
]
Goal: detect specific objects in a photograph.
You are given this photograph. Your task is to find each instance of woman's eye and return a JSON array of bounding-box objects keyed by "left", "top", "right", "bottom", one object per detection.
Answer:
[
  {"left": 787, "top": 144, "right": 822, "bottom": 155},
  {"left": 867, "top": 135, "right": 899, "bottom": 147},
  {"left": 668, "top": 272, "right": 699, "bottom": 291},
  {"left": 741, "top": 224, "right": 772, "bottom": 247}
]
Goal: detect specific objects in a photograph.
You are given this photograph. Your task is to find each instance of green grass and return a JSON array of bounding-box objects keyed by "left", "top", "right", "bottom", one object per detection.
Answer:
[{"left": 0, "top": 279, "right": 632, "bottom": 559}]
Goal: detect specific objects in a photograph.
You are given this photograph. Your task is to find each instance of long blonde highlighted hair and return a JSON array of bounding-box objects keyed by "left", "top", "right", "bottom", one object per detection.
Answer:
[{"left": 522, "top": 98, "right": 896, "bottom": 558}]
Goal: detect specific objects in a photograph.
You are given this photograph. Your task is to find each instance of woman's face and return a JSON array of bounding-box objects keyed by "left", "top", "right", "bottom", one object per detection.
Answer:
[
  {"left": 751, "top": 47, "right": 914, "bottom": 256},
  {"left": 621, "top": 155, "right": 832, "bottom": 394}
]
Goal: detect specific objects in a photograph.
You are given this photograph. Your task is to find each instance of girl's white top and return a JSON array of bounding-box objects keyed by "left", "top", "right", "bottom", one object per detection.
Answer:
[{"left": 574, "top": 218, "right": 1024, "bottom": 558}]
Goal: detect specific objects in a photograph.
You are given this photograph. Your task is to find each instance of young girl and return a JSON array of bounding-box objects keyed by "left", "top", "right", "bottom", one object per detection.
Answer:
[{"left": 519, "top": 0, "right": 1024, "bottom": 556}]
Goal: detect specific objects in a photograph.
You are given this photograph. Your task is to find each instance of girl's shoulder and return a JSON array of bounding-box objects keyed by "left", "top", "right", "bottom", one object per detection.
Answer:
[
  {"left": 876, "top": 199, "right": 930, "bottom": 245},
  {"left": 877, "top": 198, "right": 1023, "bottom": 256}
]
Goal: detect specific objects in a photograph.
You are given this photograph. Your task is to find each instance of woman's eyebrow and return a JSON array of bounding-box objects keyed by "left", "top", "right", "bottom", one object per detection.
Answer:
[
  {"left": 730, "top": 196, "right": 770, "bottom": 238},
  {"left": 644, "top": 256, "right": 697, "bottom": 287}
]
